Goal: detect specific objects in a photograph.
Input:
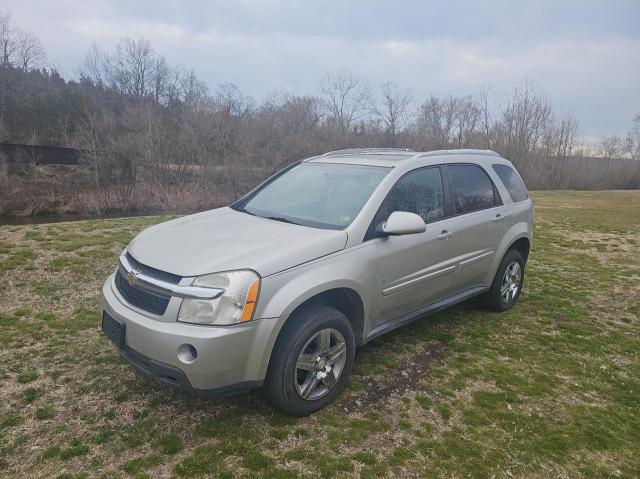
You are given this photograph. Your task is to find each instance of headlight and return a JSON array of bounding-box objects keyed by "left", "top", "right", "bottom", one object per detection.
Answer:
[{"left": 178, "top": 270, "right": 260, "bottom": 325}]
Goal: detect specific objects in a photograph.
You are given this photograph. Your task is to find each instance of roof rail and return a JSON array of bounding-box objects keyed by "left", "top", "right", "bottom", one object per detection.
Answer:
[
  {"left": 414, "top": 149, "right": 501, "bottom": 159},
  {"left": 322, "top": 147, "right": 414, "bottom": 157}
]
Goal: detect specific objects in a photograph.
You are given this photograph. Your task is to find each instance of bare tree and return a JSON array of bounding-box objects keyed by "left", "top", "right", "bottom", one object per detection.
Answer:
[
  {"left": 555, "top": 112, "right": 579, "bottom": 158},
  {"left": 16, "top": 30, "right": 45, "bottom": 72},
  {"left": 499, "top": 82, "right": 554, "bottom": 173},
  {"left": 453, "top": 96, "right": 481, "bottom": 148},
  {"left": 81, "top": 38, "right": 196, "bottom": 108},
  {"left": 109, "top": 37, "right": 156, "bottom": 97},
  {"left": 415, "top": 95, "right": 481, "bottom": 150},
  {"left": 599, "top": 135, "right": 622, "bottom": 160},
  {"left": 371, "top": 81, "right": 412, "bottom": 146},
  {"left": 266, "top": 91, "right": 321, "bottom": 134},
  {"left": 0, "top": 12, "right": 15, "bottom": 68},
  {"left": 478, "top": 87, "right": 496, "bottom": 149},
  {"left": 151, "top": 55, "right": 170, "bottom": 104},
  {"left": 415, "top": 96, "right": 453, "bottom": 149},
  {"left": 82, "top": 38, "right": 158, "bottom": 98},
  {"left": 80, "top": 42, "right": 108, "bottom": 87},
  {"left": 75, "top": 100, "right": 107, "bottom": 193},
  {"left": 258, "top": 90, "right": 323, "bottom": 164},
  {"left": 214, "top": 83, "right": 252, "bottom": 116},
  {"left": 178, "top": 68, "right": 209, "bottom": 110},
  {"left": 545, "top": 111, "right": 579, "bottom": 187},
  {"left": 320, "top": 70, "right": 370, "bottom": 145},
  {"left": 624, "top": 113, "right": 640, "bottom": 160},
  {"left": 0, "top": 14, "right": 45, "bottom": 71}
]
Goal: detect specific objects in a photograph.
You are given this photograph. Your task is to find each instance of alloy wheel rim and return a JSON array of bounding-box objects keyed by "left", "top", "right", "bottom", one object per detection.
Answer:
[
  {"left": 501, "top": 261, "right": 522, "bottom": 303},
  {"left": 294, "top": 328, "right": 347, "bottom": 401}
]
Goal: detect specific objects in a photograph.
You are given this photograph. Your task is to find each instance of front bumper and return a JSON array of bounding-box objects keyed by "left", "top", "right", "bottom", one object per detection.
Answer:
[{"left": 101, "top": 273, "right": 285, "bottom": 393}]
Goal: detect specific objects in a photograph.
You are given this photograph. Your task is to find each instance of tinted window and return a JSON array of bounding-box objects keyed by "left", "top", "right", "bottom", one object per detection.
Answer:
[
  {"left": 380, "top": 167, "right": 445, "bottom": 223},
  {"left": 493, "top": 164, "right": 528, "bottom": 202},
  {"left": 448, "top": 164, "right": 498, "bottom": 214}
]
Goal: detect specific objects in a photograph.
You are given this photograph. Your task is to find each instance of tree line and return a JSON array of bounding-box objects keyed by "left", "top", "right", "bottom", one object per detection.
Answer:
[{"left": 0, "top": 13, "right": 639, "bottom": 216}]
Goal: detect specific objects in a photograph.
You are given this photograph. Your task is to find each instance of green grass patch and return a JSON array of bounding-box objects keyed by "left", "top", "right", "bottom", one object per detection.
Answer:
[
  {"left": 122, "top": 454, "right": 161, "bottom": 475},
  {"left": 59, "top": 441, "right": 90, "bottom": 461},
  {"left": 152, "top": 432, "right": 183, "bottom": 455},
  {"left": 34, "top": 405, "right": 55, "bottom": 420},
  {"left": 173, "top": 444, "right": 232, "bottom": 478},
  {"left": 1, "top": 193, "right": 640, "bottom": 477},
  {"left": 16, "top": 370, "right": 38, "bottom": 384},
  {"left": 22, "top": 387, "right": 43, "bottom": 404},
  {"left": 0, "top": 246, "right": 37, "bottom": 272}
]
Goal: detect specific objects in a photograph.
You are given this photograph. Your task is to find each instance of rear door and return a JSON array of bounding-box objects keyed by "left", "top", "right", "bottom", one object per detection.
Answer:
[
  {"left": 373, "top": 166, "right": 459, "bottom": 326},
  {"left": 443, "top": 163, "right": 508, "bottom": 292}
]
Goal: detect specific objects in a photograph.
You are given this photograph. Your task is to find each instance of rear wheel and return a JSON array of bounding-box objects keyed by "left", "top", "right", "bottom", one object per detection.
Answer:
[
  {"left": 483, "top": 249, "right": 525, "bottom": 312},
  {"left": 263, "top": 303, "right": 355, "bottom": 416}
]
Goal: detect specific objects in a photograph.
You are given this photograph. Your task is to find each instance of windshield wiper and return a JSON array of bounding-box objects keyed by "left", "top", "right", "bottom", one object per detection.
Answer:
[
  {"left": 235, "top": 206, "right": 302, "bottom": 225},
  {"left": 263, "top": 215, "right": 301, "bottom": 226},
  {"left": 234, "top": 206, "right": 256, "bottom": 216}
]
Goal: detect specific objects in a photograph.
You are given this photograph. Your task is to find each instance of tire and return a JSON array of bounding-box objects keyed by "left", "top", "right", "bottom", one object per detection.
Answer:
[
  {"left": 483, "top": 249, "right": 525, "bottom": 312},
  {"left": 263, "top": 303, "right": 355, "bottom": 416}
]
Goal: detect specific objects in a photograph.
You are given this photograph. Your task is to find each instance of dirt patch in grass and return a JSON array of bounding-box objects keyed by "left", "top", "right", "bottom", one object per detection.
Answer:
[{"left": 340, "top": 341, "right": 445, "bottom": 411}]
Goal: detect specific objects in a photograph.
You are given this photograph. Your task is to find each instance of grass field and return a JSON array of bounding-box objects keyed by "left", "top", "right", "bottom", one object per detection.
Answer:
[{"left": 0, "top": 191, "right": 639, "bottom": 478}]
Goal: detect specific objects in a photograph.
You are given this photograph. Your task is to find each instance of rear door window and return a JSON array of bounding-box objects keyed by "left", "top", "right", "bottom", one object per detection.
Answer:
[
  {"left": 492, "top": 164, "right": 529, "bottom": 202},
  {"left": 447, "top": 164, "right": 500, "bottom": 214}
]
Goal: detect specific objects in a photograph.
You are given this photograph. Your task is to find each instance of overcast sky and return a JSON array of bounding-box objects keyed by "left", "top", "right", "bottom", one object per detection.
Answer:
[{"left": 3, "top": 0, "right": 639, "bottom": 138}]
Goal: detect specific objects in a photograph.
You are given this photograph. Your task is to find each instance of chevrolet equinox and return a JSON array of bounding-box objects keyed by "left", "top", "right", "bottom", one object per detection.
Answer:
[{"left": 102, "top": 148, "right": 533, "bottom": 416}]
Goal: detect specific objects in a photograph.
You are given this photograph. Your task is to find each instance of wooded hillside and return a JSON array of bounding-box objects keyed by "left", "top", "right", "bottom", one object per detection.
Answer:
[{"left": 1, "top": 14, "right": 639, "bottom": 216}]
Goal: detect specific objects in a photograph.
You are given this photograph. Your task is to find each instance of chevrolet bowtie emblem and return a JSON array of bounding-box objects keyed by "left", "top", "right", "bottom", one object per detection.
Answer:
[{"left": 126, "top": 270, "right": 138, "bottom": 285}]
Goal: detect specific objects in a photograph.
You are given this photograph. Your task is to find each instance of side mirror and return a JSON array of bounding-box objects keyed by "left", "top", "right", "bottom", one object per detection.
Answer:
[{"left": 380, "top": 211, "right": 426, "bottom": 236}]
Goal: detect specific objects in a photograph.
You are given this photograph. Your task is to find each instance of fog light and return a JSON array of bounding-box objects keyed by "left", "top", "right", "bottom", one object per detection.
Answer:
[{"left": 177, "top": 344, "right": 197, "bottom": 364}]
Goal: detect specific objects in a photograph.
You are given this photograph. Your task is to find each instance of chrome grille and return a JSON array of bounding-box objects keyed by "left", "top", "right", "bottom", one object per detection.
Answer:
[
  {"left": 115, "top": 269, "right": 170, "bottom": 315},
  {"left": 125, "top": 253, "right": 182, "bottom": 285}
]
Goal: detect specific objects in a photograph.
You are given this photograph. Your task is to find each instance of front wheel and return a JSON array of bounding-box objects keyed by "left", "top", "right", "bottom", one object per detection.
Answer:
[
  {"left": 483, "top": 249, "right": 525, "bottom": 312},
  {"left": 263, "top": 303, "right": 355, "bottom": 416}
]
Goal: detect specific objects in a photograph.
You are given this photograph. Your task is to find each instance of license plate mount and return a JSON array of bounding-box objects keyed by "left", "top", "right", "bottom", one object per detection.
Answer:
[{"left": 101, "top": 311, "right": 125, "bottom": 349}]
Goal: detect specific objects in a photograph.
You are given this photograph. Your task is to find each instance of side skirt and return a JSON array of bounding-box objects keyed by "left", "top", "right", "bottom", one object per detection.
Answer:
[{"left": 363, "top": 286, "right": 488, "bottom": 344}]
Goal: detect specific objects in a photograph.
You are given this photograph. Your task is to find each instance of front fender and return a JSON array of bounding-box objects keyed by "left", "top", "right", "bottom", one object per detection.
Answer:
[
  {"left": 255, "top": 242, "right": 378, "bottom": 322},
  {"left": 249, "top": 242, "right": 378, "bottom": 380}
]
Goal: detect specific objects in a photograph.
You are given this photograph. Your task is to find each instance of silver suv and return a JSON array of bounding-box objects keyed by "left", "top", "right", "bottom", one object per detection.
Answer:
[{"left": 101, "top": 148, "right": 533, "bottom": 416}]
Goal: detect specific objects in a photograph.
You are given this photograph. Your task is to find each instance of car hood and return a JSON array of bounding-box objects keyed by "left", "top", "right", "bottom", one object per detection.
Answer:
[{"left": 127, "top": 207, "right": 348, "bottom": 277}]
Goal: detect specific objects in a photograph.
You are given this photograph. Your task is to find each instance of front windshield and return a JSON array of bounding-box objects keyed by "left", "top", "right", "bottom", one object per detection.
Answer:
[{"left": 236, "top": 162, "right": 391, "bottom": 229}]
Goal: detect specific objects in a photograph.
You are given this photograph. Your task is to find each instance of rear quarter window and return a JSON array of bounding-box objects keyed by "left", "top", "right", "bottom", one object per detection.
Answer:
[{"left": 492, "top": 164, "right": 529, "bottom": 203}]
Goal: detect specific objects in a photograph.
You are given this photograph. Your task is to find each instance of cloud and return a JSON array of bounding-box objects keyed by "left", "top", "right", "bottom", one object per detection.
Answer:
[{"left": 2, "top": 0, "right": 639, "bottom": 136}]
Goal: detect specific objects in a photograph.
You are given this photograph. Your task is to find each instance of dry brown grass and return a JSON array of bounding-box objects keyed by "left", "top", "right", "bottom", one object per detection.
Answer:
[{"left": 0, "top": 191, "right": 639, "bottom": 478}]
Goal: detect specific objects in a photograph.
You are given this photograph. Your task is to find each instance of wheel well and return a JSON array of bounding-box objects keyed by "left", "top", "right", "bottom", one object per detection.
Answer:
[
  {"left": 508, "top": 237, "right": 531, "bottom": 263},
  {"left": 290, "top": 288, "right": 365, "bottom": 344}
]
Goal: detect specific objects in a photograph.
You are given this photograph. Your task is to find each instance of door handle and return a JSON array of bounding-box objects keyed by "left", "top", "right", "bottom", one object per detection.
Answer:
[
  {"left": 493, "top": 213, "right": 507, "bottom": 222},
  {"left": 438, "top": 229, "right": 455, "bottom": 240}
]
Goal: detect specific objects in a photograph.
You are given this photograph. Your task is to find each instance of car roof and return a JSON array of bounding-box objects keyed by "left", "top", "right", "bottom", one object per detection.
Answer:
[{"left": 305, "top": 148, "right": 507, "bottom": 168}]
